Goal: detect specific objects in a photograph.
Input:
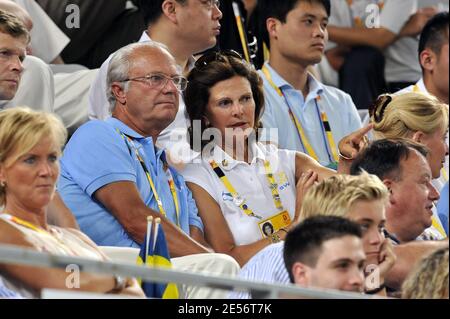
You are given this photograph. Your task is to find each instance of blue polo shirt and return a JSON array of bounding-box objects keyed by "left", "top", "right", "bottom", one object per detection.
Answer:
[
  {"left": 259, "top": 63, "right": 362, "bottom": 167},
  {"left": 58, "top": 118, "right": 203, "bottom": 248},
  {"left": 437, "top": 182, "right": 449, "bottom": 236}
]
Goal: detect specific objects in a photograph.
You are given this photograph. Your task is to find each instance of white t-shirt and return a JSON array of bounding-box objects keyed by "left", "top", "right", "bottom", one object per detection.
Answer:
[
  {"left": 384, "top": 0, "right": 449, "bottom": 83},
  {"left": 324, "top": 0, "right": 418, "bottom": 83},
  {"left": 180, "top": 143, "right": 297, "bottom": 246}
]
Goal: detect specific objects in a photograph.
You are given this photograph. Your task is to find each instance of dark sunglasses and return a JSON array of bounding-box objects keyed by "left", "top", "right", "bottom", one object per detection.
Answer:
[{"left": 194, "top": 50, "right": 243, "bottom": 69}]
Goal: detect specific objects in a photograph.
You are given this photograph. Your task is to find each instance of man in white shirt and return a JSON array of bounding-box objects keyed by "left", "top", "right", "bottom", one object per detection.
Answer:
[{"left": 88, "top": 0, "right": 222, "bottom": 160}]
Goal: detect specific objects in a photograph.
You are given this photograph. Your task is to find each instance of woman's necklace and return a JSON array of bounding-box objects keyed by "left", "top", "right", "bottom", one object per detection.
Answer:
[{"left": 3, "top": 214, "right": 79, "bottom": 255}]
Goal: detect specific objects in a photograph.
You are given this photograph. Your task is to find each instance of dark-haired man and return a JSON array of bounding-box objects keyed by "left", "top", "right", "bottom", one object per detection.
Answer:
[
  {"left": 256, "top": 0, "right": 362, "bottom": 169},
  {"left": 284, "top": 216, "right": 365, "bottom": 293}
]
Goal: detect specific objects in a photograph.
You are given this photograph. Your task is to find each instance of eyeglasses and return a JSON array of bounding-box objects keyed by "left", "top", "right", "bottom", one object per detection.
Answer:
[
  {"left": 199, "top": 0, "right": 221, "bottom": 9},
  {"left": 194, "top": 50, "right": 243, "bottom": 69},
  {"left": 122, "top": 73, "right": 188, "bottom": 91}
]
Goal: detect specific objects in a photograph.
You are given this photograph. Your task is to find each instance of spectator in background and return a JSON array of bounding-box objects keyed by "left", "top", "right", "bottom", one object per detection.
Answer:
[
  {"left": 10, "top": 0, "right": 69, "bottom": 64},
  {"left": 36, "top": 0, "right": 145, "bottom": 68},
  {"left": 384, "top": 0, "right": 448, "bottom": 93},
  {"left": 284, "top": 216, "right": 366, "bottom": 294},
  {"left": 402, "top": 247, "right": 449, "bottom": 299},
  {"left": 256, "top": 0, "right": 362, "bottom": 169},
  {"left": 322, "top": 0, "right": 435, "bottom": 109},
  {"left": 395, "top": 11, "right": 449, "bottom": 195}
]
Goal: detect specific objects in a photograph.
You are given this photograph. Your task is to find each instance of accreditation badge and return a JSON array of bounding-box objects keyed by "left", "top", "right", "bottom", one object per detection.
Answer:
[{"left": 258, "top": 211, "right": 292, "bottom": 238}]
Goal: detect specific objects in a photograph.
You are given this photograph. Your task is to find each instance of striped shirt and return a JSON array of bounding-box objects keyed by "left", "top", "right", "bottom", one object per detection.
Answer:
[
  {"left": 228, "top": 242, "right": 290, "bottom": 299},
  {"left": 0, "top": 277, "right": 22, "bottom": 299}
]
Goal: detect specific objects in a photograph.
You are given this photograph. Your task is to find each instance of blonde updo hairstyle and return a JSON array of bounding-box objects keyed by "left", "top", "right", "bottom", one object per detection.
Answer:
[
  {"left": 0, "top": 107, "right": 67, "bottom": 206},
  {"left": 370, "top": 92, "right": 448, "bottom": 140}
]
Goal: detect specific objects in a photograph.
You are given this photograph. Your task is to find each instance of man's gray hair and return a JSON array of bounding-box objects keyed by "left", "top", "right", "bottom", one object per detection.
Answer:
[{"left": 106, "top": 41, "right": 172, "bottom": 113}]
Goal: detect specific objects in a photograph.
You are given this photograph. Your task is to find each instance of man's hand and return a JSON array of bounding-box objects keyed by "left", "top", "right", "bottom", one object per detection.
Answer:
[
  {"left": 325, "top": 46, "right": 351, "bottom": 71},
  {"left": 399, "top": 7, "right": 438, "bottom": 37}
]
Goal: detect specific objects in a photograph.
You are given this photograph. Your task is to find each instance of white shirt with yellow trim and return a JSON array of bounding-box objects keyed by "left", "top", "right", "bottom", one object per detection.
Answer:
[{"left": 180, "top": 142, "right": 297, "bottom": 246}]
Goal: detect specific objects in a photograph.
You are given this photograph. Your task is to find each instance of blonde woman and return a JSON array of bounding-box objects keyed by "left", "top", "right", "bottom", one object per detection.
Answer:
[
  {"left": 370, "top": 92, "right": 448, "bottom": 187},
  {"left": 370, "top": 92, "right": 448, "bottom": 239},
  {"left": 402, "top": 247, "right": 449, "bottom": 299},
  {"left": 0, "top": 107, "right": 144, "bottom": 298}
]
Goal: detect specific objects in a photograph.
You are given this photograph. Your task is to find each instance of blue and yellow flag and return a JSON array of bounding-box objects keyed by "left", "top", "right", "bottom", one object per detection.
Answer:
[{"left": 137, "top": 217, "right": 179, "bottom": 299}]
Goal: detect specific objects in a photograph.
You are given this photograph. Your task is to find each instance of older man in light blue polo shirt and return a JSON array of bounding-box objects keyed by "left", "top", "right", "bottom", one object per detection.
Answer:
[
  {"left": 257, "top": 0, "right": 362, "bottom": 168},
  {"left": 58, "top": 41, "right": 209, "bottom": 256}
]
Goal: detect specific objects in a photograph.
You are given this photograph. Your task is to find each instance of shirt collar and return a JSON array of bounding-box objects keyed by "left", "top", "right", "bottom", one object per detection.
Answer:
[
  {"left": 108, "top": 117, "right": 167, "bottom": 163},
  {"left": 263, "top": 62, "right": 324, "bottom": 98},
  {"left": 416, "top": 78, "right": 429, "bottom": 94},
  {"left": 208, "top": 142, "right": 266, "bottom": 171}
]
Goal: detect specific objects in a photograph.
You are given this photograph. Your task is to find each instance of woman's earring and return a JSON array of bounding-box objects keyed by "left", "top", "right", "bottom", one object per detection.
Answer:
[{"left": 0, "top": 180, "right": 5, "bottom": 187}]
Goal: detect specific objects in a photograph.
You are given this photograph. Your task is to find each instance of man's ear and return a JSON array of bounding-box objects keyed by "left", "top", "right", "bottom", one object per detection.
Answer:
[
  {"left": 411, "top": 130, "right": 426, "bottom": 143},
  {"left": 111, "top": 83, "right": 127, "bottom": 105},
  {"left": 420, "top": 49, "right": 436, "bottom": 72},
  {"left": 266, "top": 17, "right": 280, "bottom": 41},
  {"left": 291, "top": 262, "right": 310, "bottom": 287},
  {"left": 162, "top": 0, "right": 178, "bottom": 24},
  {"left": 383, "top": 179, "right": 396, "bottom": 204}
]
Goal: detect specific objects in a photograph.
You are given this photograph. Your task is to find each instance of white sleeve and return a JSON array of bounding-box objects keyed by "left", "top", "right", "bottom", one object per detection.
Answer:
[
  {"left": 6, "top": 55, "right": 54, "bottom": 113},
  {"left": 179, "top": 163, "right": 220, "bottom": 203},
  {"left": 380, "top": 0, "right": 417, "bottom": 34},
  {"left": 88, "top": 56, "right": 112, "bottom": 120},
  {"left": 14, "top": 0, "right": 70, "bottom": 63}
]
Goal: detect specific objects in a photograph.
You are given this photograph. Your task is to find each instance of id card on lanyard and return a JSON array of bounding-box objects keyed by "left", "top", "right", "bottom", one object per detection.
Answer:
[
  {"left": 261, "top": 66, "right": 339, "bottom": 166},
  {"left": 210, "top": 158, "right": 293, "bottom": 238}
]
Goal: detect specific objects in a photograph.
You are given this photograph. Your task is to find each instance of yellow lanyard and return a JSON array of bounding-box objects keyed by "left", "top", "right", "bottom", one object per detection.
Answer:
[
  {"left": 209, "top": 159, "right": 284, "bottom": 219},
  {"left": 118, "top": 131, "right": 180, "bottom": 227},
  {"left": 261, "top": 66, "right": 339, "bottom": 163},
  {"left": 4, "top": 214, "right": 79, "bottom": 254},
  {"left": 232, "top": 1, "right": 251, "bottom": 63}
]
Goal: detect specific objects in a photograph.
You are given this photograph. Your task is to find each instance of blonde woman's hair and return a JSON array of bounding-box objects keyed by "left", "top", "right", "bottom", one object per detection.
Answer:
[
  {"left": 0, "top": 107, "right": 67, "bottom": 205},
  {"left": 299, "top": 172, "right": 389, "bottom": 221},
  {"left": 402, "top": 247, "right": 449, "bottom": 299},
  {"left": 371, "top": 92, "right": 449, "bottom": 140}
]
